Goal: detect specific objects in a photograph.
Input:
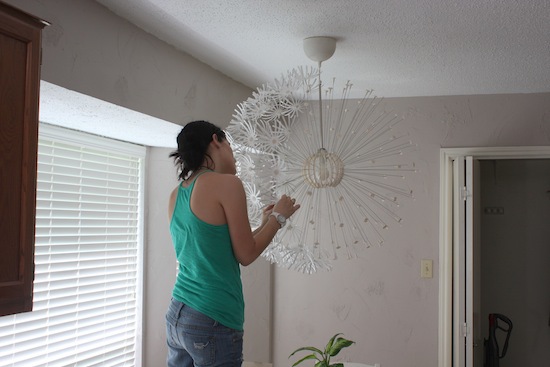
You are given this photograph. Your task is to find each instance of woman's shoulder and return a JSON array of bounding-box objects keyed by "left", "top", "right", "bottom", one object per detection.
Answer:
[
  {"left": 169, "top": 185, "right": 180, "bottom": 199},
  {"left": 193, "top": 173, "right": 243, "bottom": 201},
  {"left": 168, "top": 184, "right": 180, "bottom": 222},
  {"left": 202, "top": 172, "right": 243, "bottom": 189}
]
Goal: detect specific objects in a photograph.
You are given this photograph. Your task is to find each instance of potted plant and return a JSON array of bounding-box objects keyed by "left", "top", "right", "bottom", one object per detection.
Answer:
[{"left": 289, "top": 333, "right": 355, "bottom": 367}]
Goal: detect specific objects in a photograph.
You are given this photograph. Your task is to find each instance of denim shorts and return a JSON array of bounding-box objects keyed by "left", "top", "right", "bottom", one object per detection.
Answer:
[{"left": 165, "top": 298, "right": 244, "bottom": 367}]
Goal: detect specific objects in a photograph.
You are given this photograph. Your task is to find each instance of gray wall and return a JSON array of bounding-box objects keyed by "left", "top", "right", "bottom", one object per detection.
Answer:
[
  {"left": 3, "top": 0, "right": 266, "bottom": 366},
  {"left": 272, "top": 94, "right": 550, "bottom": 367},
  {"left": 11, "top": 0, "right": 250, "bottom": 125}
]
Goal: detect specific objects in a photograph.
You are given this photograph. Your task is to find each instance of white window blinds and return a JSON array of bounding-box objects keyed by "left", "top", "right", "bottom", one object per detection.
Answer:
[{"left": 0, "top": 124, "right": 145, "bottom": 367}]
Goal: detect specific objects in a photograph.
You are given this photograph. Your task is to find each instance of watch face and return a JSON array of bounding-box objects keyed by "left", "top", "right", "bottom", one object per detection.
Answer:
[{"left": 271, "top": 212, "right": 286, "bottom": 227}]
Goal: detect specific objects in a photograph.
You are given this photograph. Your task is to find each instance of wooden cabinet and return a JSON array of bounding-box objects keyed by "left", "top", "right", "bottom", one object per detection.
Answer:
[{"left": 0, "top": 1, "right": 48, "bottom": 316}]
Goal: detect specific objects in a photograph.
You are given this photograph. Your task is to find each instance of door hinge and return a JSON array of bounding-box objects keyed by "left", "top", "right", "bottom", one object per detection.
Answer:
[
  {"left": 462, "top": 322, "right": 470, "bottom": 337},
  {"left": 461, "top": 186, "right": 470, "bottom": 200}
]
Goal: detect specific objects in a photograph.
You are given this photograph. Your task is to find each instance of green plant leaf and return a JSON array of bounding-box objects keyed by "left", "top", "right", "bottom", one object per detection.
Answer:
[
  {"left": 289, "top": 334, "right": 355, "bottom": 367},
  {"left": 290, "top": 354, "right": 319, "bottom": 367},
  {"left": 328, "top": 337, "right": 355, "bottom": 357},
  {"left": 289, "top": 346, "right": 324, "bottom": 358},
  {"left": 324, "top": 333, "right": 343, "bottom": 355}
]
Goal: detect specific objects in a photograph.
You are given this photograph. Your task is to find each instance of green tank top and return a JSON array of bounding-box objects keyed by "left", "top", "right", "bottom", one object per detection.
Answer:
[{"left": 169, "top": 172, "right": 244, "bottom": 330}]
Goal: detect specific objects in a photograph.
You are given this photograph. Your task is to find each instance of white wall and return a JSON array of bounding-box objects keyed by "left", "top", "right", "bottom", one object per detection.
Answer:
[
  {"left": 5, "top": 1, "right": 550, "bottom": 367},
  {"left": 480, "top": 159, "right": 550, "bottom": 367}
]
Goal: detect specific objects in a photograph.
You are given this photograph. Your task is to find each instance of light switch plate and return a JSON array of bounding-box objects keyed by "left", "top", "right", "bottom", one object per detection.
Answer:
[{"left": 421, "top": 259, "right": 433, "bottom": 278}]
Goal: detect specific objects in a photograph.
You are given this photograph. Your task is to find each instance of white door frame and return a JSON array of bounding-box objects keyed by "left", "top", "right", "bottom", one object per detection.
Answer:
[{"left": 438, "top": 146, "right": 550, "bottom": 367}]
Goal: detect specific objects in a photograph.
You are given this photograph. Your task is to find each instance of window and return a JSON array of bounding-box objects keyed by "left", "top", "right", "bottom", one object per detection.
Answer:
[{"left": 0, "top": 124, "right": 145, "bottom": 367}]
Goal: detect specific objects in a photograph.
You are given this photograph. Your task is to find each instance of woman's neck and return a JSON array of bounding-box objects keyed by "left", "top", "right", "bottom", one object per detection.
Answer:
[{"left": 185, "top": 166, "right": 212, "bottom": 181}]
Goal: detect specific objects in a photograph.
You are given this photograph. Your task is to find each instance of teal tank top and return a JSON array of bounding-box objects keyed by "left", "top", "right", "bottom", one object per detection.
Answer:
[{"left": 169, "top": 172, "right": 244, "bottom": 330}]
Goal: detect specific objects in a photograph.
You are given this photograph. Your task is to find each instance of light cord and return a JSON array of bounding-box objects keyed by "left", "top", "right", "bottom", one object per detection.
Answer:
[{"left": 318, "top": 61, "right": 324, "bottom": 149}]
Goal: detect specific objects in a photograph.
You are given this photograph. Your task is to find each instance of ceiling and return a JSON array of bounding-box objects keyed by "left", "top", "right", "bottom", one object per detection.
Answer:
[{"left": 95, "top": 0, "right": 550, "bottom": 99}]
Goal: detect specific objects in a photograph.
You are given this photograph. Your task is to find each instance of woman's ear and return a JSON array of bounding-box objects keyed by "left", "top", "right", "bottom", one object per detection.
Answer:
[{"left": 211, "top": 133, "right": 221, "bottom": 145}]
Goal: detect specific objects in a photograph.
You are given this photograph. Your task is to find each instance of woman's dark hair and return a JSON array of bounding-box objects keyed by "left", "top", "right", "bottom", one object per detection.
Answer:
[{"left": 169, "top": 120, "right": 226, "bottom": 180}]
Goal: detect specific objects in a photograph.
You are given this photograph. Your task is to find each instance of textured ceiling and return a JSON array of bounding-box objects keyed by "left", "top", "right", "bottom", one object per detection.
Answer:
[{"left": 95, "top": 0, "right": 550, "bottom": 98}]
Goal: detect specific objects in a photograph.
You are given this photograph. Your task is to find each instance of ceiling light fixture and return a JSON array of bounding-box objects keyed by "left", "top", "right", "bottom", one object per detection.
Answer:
[{"left": 227, "top": 36, "right": 416, "bottom": 273}]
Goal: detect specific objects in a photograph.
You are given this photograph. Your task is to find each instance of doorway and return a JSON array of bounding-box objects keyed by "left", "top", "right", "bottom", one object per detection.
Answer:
[
  {"left": 478, "top": 159, "right": 550, "bottom": 366},
  {"left": 438, "top": 146, "right": 550, "bottom": 367}
]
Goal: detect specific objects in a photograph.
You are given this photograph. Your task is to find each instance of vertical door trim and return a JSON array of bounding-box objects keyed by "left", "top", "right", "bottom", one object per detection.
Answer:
[
  {"left": 465, "top": 156, "right": 474, "bottom": 367},
  {"left": 452, "top": 157, "right": 466, "bottom": 367}
]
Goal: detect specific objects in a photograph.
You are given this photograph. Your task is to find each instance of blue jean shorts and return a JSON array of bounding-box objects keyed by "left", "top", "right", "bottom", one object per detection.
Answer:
[{"left": 165, "top": 298, "right": 244, "bottom": 367}]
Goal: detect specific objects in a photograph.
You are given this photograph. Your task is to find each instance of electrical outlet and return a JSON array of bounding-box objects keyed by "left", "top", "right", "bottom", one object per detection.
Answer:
[{"left": 421, "top": 259, "right": 433, "bottom": 278}]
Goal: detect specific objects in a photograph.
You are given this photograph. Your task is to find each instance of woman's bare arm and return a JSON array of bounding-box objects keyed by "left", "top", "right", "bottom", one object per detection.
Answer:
[{"left": 218, "top": 175, "right": 298, "bottom": 266}]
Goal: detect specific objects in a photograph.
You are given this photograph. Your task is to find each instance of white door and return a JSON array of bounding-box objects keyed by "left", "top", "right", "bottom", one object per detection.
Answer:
[{"left": 453, "top": 156, "right": 484, "bottom": 367}]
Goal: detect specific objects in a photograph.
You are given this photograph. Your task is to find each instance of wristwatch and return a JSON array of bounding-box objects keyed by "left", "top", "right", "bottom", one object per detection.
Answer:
[{"left": 270, "top": 211, "right": 287, "bottom": 228}]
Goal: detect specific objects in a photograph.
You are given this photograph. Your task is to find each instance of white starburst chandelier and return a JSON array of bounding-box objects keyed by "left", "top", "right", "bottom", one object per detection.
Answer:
[{"left": 227, "top": 37, "right": 415, "bottom": 274}]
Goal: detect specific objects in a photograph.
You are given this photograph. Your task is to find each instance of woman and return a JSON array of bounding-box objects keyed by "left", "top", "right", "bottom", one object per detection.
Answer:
[{"left": 165, "top": 120, "right": 299, "bottom": 367}]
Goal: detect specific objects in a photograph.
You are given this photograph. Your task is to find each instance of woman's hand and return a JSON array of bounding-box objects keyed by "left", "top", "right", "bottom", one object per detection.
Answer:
[
  {"left": 260, "top": 203, "right": 275, "bottom": 226},
  {"left": 272, "top": 194, "right": 300, "bottom": 219}
]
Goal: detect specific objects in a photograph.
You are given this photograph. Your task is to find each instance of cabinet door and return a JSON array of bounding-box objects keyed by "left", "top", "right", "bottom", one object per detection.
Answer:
[{"left": 0, "top": 2, "right": 47, "bottom": 316}]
